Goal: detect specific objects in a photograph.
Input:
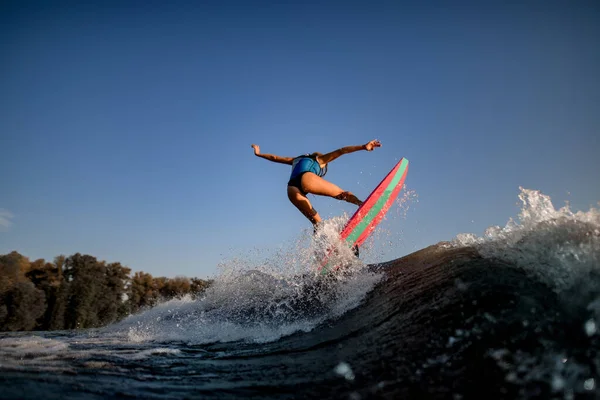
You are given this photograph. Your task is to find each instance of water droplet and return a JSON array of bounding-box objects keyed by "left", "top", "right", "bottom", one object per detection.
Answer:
[
  {"left": 349, "top": 392, "right": 361, "bottom": 400},
  {"left": 334, "top": 361, "right": 355, "bottom": 381},
  {"left": 551, "top": 375, "right": 565, "bottom": 391},
  {"left": 505, "top": 372, "right": 517, "bottom": 382},
  {"left": 584, "top": 319, "right": 596, "bottom": 336}
]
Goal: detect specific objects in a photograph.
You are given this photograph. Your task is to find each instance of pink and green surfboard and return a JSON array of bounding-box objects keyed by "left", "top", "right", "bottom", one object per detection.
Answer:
[{"left": 318, "top": 158, "right": 409, "bottom": 274}]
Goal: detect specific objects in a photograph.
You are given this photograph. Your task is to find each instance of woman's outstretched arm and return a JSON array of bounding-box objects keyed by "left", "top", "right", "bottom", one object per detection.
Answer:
[
  {"left": 251, "top": 144, "right": 294, "bottom": 165},
  {"left": 318, "top": 139, "right": 381, "bottom": 164}
]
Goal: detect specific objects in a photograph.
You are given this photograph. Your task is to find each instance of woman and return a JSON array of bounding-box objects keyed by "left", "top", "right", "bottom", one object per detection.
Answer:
[{"left": 251, "top": 139, "right": 382, "bottom": 229}]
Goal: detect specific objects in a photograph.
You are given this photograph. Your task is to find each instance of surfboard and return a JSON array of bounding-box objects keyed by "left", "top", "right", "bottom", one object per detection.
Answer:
[{"left": 318, "top": 158, "right": 409, "bottom": 274}]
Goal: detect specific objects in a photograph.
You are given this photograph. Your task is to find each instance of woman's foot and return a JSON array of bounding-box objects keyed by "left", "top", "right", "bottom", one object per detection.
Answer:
[{"left": 335, "top": 191, "right": 363, "bottom": 206}]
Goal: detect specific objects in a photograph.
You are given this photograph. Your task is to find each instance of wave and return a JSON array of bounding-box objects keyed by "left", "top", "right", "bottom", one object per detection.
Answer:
[{"left": 1, "top": 187, "right": 598, "bottom": 399}]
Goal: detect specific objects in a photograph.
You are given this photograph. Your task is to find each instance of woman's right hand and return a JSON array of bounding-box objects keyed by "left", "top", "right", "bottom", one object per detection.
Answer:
[{"left": 251, "top": 144, "right": 260, "bottom": 155}]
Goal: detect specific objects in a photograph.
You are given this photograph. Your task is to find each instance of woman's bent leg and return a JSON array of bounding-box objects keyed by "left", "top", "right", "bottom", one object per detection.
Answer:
[
  {"left": 287, "top": 186, "right": 322, "bottom": 226},
  {"left": 300, "top": 173, "right": 363, "bottom": 206}
]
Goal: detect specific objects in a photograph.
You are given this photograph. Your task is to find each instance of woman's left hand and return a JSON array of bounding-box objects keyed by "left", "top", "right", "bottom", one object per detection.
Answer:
[
  {"left": 251, "top": 144, "right": 261, "bottom": 155},
  {"left": 365, "top": 139, "right": 381, "bottom": 151}
]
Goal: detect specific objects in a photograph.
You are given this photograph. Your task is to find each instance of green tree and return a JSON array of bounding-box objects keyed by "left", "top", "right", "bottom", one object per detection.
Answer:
[
  {"left": 26, "top": 258, "right": 64, "bottom": 330},
  {"left": 63, "top": 254, "right": 105, "bottom": 329},
  {"left": 1, "top": 251, "right": 213, "bottom": 330},
  {"left": 0, "top": 251, "right": 30, "bottom": 294},
  {"left": 0, "top": 252, "right": 48, "bottom": 331},
  {"left": 158, "top": 276, "right": 191, "bottom": 299},
  {"left": 128, "top": 271, "right": 160, "bottom": 314},
  {"left": 1, "top": 281, "right": 46, "bottom": 331},
  {"left": 48, "top": 255, "right": 67, "bottom": 330},
  {"left": 96, "top": 262, "right": 131, "bottom": 325},
  {"left": 191, "top": 278, "right": 212, "bottom": 298}
]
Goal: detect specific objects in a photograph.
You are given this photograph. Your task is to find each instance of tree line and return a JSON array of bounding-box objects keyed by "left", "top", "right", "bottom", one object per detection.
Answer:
[{"left": 0, "top": 251, "right": 212, "bottom": 332}]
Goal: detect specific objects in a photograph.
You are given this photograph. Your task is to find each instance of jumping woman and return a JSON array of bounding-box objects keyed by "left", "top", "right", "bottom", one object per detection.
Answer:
[{"left": 250, "top": 139, "right": 382, "bottom": 231}]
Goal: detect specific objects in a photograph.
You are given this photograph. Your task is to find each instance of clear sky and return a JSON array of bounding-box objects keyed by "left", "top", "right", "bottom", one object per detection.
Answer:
[{"left": 1, "top": 1, "right": 599, "bottom": 278}]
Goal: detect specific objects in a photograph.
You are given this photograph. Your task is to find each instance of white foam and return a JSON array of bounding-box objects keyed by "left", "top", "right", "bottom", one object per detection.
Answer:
[
  {"left": 0, "top": 336, "right": 71, "bottom": 371},
  {"left": 0, "top": 336, "right": 69, "bottom": 356},
  {"left": 120, "top": 347, "right": 182, "bottom": 360}
]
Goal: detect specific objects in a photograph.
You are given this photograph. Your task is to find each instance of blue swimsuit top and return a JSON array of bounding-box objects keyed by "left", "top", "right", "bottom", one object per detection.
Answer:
[{"left": 289, "top": 155, "right": 327, "bottom": 180}]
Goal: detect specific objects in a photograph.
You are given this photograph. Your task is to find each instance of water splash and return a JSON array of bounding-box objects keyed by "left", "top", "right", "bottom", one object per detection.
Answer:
[
  {"left": 453, "top": 187, "right": 600, "bottom": 293},
  {"left": 110, "top": 217, "right": 383, "bottom": 344},
  {"left": 361, "top": 186, "right": 419, "bottom": 262},
  {"left": 393, "top": 186, "right": 419, "bottom": 220}
]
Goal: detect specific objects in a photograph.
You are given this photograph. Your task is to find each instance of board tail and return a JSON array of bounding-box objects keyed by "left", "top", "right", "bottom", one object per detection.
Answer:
[{"left": 317, "top": 158, "right": 409, "bottom": 274}]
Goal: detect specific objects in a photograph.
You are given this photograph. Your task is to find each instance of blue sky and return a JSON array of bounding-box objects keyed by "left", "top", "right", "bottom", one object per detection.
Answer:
[{"left": 1, "top": 1, "right": 598, "bottom": 278}]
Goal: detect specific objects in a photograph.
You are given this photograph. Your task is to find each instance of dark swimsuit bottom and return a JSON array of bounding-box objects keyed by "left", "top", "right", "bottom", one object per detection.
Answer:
[{"left": 287, "top": 172, "right": 308, "bottom": 195}]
